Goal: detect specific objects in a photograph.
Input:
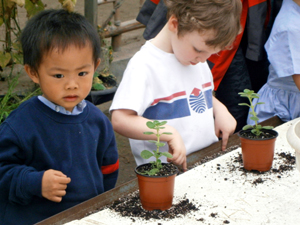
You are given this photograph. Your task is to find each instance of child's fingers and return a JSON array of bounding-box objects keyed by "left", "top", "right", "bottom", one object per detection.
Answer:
[
  {"left": 49, "top": 190, "right": 67, "bottom": 203},
  {"left": 182, "top": 159, "right": 187, "bottom": 172},
  {"left": 168, "top": 151, "right": 186, "bottom": 168},
  {"left": 221, "top": 132, "right": 230, "bottom": 151},
  {"left": 57, "top": 176, "right": 71, "bottom": 185}
]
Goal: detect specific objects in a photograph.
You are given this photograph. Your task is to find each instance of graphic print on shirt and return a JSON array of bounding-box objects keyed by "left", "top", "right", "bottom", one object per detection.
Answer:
[
  {"left": 142, "top": 91, "right": 191, "bottom": 120},
  {"left": 189, "top": 82, "right": 213, "bottom": 114}
]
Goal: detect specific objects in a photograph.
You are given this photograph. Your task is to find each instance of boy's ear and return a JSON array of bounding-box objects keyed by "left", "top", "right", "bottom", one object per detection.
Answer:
[
  {"left": 95, "top": 58, "right": 101, "bottom": 70},
  {"left": 24, "top": 64, "right": 39, "bottom": 84},
  {"left": 168, "top": 15, "right": 179, "bottom": 33}
]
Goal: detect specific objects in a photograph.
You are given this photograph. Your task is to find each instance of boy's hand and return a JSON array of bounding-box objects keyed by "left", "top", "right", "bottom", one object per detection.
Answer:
[
  {"left": 214, "top": 111, "right": 236, "bottom": 151},
  {"left": 213, "top": 96, "right": 237, "bottom": 151},
  {"left": 166, "top": 131, "right": 187, "bottom": 171},
  {"left": 42, "top": 169, "right": 71, "bottom": 202}
]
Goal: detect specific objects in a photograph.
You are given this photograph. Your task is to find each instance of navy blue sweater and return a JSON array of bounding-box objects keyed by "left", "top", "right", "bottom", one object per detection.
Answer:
[{"left": 0, "top": 97, "right": 119, "bottom": 224}]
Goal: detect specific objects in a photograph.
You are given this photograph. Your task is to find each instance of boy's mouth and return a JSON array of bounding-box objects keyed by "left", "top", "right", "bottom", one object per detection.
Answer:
[{"left": 64, "top": 95, "right": 79, "bottom": 102}]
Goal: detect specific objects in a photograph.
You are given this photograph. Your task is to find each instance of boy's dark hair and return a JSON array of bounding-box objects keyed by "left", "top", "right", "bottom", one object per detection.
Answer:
[
  {"left": 21, "top": 9, "right": 101, "bottom": 72},
  {"left": 165, "top": 0, "right": 242, "bottom": 50}
]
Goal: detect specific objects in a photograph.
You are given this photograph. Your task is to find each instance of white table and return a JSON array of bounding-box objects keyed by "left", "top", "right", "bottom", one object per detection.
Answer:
[{"left": 66, "top": 119, "right": 300, "bottom": 225}]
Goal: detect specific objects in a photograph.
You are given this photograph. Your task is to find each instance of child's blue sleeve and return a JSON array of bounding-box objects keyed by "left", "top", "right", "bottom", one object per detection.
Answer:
[
  {"left": 98, "top": 119, "right": 119, "bottom": 192},
  {"left": 0, "top": 123, "right": 44, "bottom": 205}
]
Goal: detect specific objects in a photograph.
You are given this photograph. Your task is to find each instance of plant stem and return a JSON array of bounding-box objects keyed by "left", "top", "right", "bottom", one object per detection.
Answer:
[{"left": 156, "top": 127, "right": 160, "bottom": 168}]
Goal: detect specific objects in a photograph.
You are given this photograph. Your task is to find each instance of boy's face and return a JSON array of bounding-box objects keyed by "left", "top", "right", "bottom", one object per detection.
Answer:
[
  {"left": 25, "top": 45, "right": 100, "bottom": 112},
  {"left": 169, "top": 17, "right": 221, "bottom": 66}
]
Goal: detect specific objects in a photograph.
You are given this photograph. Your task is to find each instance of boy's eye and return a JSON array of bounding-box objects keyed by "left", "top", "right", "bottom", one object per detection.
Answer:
[
  {"left": 79, "top": 72, "right": 88, "bottom": 76},
  {"left": 54, "top": 74, "right": 64, "bottom": 78},
  {"left": 194, "top": 47, "right": 202, "bottom": 53}
]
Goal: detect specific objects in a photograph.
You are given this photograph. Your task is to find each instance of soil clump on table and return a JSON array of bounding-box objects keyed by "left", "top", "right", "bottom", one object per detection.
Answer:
[{"left": 108, "top": 193, "right": 198, "bottom": 221}]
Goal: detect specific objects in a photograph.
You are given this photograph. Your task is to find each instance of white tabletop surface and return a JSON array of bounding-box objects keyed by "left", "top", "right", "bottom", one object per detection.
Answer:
[{"left": 66, "top": 119, "right": 300, "bottom": 225}]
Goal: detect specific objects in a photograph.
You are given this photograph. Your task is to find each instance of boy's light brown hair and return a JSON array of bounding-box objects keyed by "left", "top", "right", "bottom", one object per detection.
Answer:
[{"left": 165, "top": 0, "right": 242, "bottom": 50}]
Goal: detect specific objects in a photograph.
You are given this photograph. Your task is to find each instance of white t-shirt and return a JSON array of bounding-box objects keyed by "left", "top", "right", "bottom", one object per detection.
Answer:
[{"left": 110, "top": 41, "right": 218, "bottom": 165}]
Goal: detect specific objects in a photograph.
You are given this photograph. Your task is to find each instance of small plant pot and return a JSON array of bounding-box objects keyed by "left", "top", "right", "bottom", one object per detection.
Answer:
[
  {"left": 238, "top": 129, "right": 278, "bottom": 172},
  {"left": 286, "top": 118, "right": 300, "bottom": 173},
  {"left": 135, "top": 163, "right": 178, "bottom": 211}
]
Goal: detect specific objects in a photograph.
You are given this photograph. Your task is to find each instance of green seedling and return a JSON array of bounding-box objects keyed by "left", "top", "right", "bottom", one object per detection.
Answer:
[
  {"left": 141, "top": 120, "right": 173, "bottom": 175},
  {"left": 238, "top": 89, "right": 273, "bottom": 136}
]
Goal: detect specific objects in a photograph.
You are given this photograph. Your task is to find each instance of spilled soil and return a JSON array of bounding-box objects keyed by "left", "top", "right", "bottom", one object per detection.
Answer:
[{"left": 90, "top": 148, "right": 295, "bottom": 222}]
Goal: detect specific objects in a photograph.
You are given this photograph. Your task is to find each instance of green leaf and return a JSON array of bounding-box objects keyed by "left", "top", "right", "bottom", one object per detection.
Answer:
[
  {"left": 262, "top": 126, "right": 273, "bottom": 130},
  {"left": 148, "top": 168, "right": 159, "bottom": 175},
  {"left": 158, "top": 121, "right": 167, "bottom": 126},
  {"left": 92, "top": 82, "right": 106, "bottom": 91},
  {"left": 256, "top": 102, "right": 265, "bottom": 105},
  {"left": 147, "top": 140, "right": 156, "bottom": 143},
  {"left": 93, "top": 71, "right": 100, "bottom": 77},
  {"left": 153, "top": 151, "right": 161, "bottom": 158},
  {"left": 141, "top": 150, "right": 154, "bottom": 159},
  {"left": 255, "top": 125, "right": 262, "bottom": 129},
  {"left": 146, "top": 121, "right": 155, "bottom": 129},
  {"left": 251, "top": 129, "right": 261, "bottom": 136},
  {"left": 0, "top": 52, "right": 11, "bottom": 69},
  {"left": 238, "top": 103, "right": 250, "bottom": 107},
  {"left": 242, "top": 124, "right": 253, "bottom": 130},
  {"left": 25, "top": 0, "right": 44, "bottom": 18},
  {"left": 143, "top": 131, "right": 154, "bottom": 135},
  {"left": 244, "top": 89, "right": 253, "bottom": 94},
  {"left": 249, "top": 111, "right": 255, "bottom": 116},
  {"left": 162, "top": 152, "right": 173, "bottom": 158},
  {"left": 162, "top": 132, "right": 172, "bottom": 135},
  {"left": 250, "top": 116, "right": 259, "bottom": 122},
  {"left": 156, "top": 142, "right": 165, "bottom": 147}
]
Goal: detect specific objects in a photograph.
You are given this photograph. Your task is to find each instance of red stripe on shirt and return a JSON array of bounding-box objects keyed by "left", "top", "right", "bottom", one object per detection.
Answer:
[
  {"left": 101, "top": 159, "right": 119, "bottom": 174},
  {"left": 151, "top": 91, "right": 186, "bottom": 106},
  {"left": 202, "top": 82, "right": 212, "bottom": 89}
]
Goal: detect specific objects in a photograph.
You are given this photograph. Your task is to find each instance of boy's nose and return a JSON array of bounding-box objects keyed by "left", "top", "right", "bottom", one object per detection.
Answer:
[
  {"left": 197, "top": 53, "right": 212, "bottom": 63},
  {"left": 66, "top": 78, "right": 79, "bottom": 89}
]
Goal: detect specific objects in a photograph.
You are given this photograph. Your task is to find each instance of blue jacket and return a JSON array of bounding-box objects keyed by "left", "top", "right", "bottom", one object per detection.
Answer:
[{"left": 0, "top": 97, "right": 119, "bottom": 224}]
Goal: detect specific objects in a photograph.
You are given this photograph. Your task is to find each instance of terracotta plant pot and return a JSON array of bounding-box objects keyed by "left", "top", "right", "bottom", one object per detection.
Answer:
[
  {"left": 238, "top": 129, "right": 278, "bottom": 172},
  {"left": 135, "top": 163, "right": 178, "bottom": 211}
]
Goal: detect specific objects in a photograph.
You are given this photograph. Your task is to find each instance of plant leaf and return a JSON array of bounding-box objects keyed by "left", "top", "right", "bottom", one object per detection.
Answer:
[
  {"left": 238, "top": 103, "right": 250, "bottom": 107},
  {"left": 250, "top": 116, "right": 259, "bottom": 122},
  {"left": 146, "top": 121, "right": 155, "bottom": 129},
  {"left": 162, "top": 152, "right": 173, "bottom": 158},
  {"left": 92, "top": 82, "right": 106, "bottom": 91},
  {"left": 162, "top": 132, "right": 172, "bottom": 135},
  {"left": 159, "top": 121, "right": 167, "bottom": 126},
  {"left": 141, "top": 150, "right": 154, "bottom": 159},
  {"left": 255, "top": 125, "right": 262, "bottom": 129},
  {"left": 148, "top": 168, "right": 159, "bottom": 175},
  {"left": 262, "top": 126, "right": 274, "bottom": 130},
  {"left": 143, "top": 131, "right": 154, "bottom": 135},
  {"left": 156, "top": 142, "right": 165, "bottom": 147},
  {"left": 242, "top": 124, "right": 253, "bottom": 130},
  {"left": 25, "top": 0, "right": 45, "bottom": 18},
  {"left": 0, "top": 52, "right": 11, "bottom": 69}
]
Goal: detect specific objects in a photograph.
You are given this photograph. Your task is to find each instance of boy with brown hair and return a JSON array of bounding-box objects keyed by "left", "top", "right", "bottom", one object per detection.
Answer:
[{"left": 110, "top": 0, "right": 241, "bottom": 171}]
